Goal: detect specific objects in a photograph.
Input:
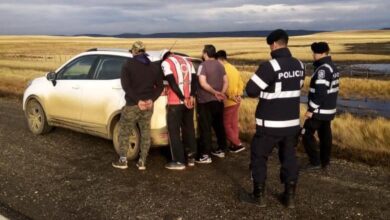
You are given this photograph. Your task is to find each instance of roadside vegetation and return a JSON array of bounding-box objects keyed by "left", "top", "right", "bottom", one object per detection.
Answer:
[
  {"left": 241, "top": 71, "right": 390, "bottom": 100},
  {"left": 0, "top": 30, "right": 389, "bottom": 165},
  {"left": 238, "top": 100, "right": 390, "bottom": 166}
]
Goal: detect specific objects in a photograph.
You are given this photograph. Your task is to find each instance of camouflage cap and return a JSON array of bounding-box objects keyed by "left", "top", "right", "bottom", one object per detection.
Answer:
[{"left": 130, "top": 41, "right": 146, "bottom": 53}]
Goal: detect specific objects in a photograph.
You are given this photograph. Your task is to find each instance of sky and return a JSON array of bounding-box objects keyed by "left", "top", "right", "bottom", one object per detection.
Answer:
[{"left": 0, "top": 0, "right": 389, "bottom": 35}]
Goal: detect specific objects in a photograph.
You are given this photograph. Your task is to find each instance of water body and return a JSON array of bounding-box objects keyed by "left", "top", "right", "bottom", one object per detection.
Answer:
[
  {"left": 300, "top": 97, "right": 390, "bottom": 118},
  {"left": 350, "top": 64, "right": 390, "bottom": 74}
]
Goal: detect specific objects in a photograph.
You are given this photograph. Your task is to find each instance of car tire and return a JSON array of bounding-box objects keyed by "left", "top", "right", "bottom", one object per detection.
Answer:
[
  {"left": 112, "top": 121, "right": 140, "bottom": 160},
  {"left": 25, "top": 99, "right": 53, "bottom": 135}
]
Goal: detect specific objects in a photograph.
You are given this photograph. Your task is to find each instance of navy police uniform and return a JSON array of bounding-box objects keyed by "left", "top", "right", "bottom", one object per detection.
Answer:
[
  {"left": 246, "top": 47, "right": 305, "bottom": 185},
  {"left": 303, "top": 51, "right": 339, "bottom": 167}
]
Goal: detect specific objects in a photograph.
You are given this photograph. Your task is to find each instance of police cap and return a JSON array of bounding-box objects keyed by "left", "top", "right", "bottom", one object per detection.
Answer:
[
  {"left": 311, "top": 42, "right": 330, "bottom": 54},
  {"left": 266, "top": 29, "right": 289, "bottom": 45}
]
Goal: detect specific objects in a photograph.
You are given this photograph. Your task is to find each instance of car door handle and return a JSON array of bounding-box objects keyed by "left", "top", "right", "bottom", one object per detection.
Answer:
[
  {"left": 112, "top": 86, "right": 122, "bottom": 90},
  {"left": 72, "top": 85, "right": 80, "bottom": 89}
]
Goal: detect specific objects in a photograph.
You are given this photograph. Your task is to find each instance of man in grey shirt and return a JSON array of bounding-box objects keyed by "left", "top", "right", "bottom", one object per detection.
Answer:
[{"left": 196, "top": 44, "right": 228, "bottom": 164}]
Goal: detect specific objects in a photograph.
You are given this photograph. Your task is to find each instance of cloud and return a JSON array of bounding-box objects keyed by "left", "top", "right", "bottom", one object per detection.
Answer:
[{"left": 0, "top": 0, "right": 389, "bottom": 35}]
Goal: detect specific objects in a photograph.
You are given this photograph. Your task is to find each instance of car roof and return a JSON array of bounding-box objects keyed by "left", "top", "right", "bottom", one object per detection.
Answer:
[
  {"left": 54, "top": 48, "right": 201, "bottom": 73},
  {"left": 82, "top": 48, "right": 198, "bottom": 62}
]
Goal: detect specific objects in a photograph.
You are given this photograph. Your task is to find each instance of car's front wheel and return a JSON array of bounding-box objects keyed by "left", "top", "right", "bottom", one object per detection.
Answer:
[
  {"left": 25, "top": 99, "right": 53, "bottom": 135},
  {"left": 113, "top": 121, "right": 140, "bottom": 160}
]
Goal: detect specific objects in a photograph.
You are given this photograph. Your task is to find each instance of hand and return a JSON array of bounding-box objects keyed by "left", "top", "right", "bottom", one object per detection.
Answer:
[
  {"left": 138, "top": 100, "right": 147, "bottom": 111},
  {"left": 184, "top": 97, "right": 195, "bottom": 109},
  {"left": 235, "top": 96, "right": 242, "bottom": 103},
  {"left": 138, "top": 100, "right": 153, "bottom": 111},
  {"left": 145, "top": 100, "right": 153, "bottom": 110},
  {"left": 305, "top": 111, "right": 313, "bottom": 119},
  {"left": 214, "top": 92, "right": 226, "bottom": 101}
]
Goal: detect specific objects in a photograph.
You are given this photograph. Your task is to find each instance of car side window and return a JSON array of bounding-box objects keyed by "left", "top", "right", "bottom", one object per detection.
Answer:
[
  {"left": 94, "top": 56, "right": 128, "bottom": 80},
  {"left": 58, "top": 55, "right": 97, "bottom": 80}
]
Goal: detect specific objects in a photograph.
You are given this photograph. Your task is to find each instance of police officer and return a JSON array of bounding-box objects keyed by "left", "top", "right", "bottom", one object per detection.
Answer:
[
  {"left": 302, "top": 42, "right": 339, "bottom": 171},
  {"left": 240, "top": 29, "right": 305, "bottom": 208}
]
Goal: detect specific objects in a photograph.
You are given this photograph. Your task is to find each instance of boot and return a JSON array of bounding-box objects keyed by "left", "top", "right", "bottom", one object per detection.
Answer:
[
  {"left": 283, "top": 182, "right": 296, "bottom": 208},
  {"left": 253, "top": 182, "right": 267, "bottom": 207},
  {"left": 239, "top": 182, "right": 266, "bottom": 207}
]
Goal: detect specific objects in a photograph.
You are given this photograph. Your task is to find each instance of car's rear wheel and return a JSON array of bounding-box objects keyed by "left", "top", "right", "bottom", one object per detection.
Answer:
[
  {"left": 25, "top": 99, "right": 52, "bottom": 135},
  {"left": 113, "top": 121, "right": 140, "bottom": 160}
]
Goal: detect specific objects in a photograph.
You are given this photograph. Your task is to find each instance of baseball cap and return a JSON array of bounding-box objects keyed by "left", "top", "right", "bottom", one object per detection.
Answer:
[{"left": 130, "top": 41, "right": 146, "bottom": 53}]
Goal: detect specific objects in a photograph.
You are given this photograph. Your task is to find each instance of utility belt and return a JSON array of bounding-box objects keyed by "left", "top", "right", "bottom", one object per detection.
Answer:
[
  {"left": 256, "top": 118, "right": 300, "bottom": 128},
  {"left": 313, "top": 108, "right": 336, "bottom": 115}
]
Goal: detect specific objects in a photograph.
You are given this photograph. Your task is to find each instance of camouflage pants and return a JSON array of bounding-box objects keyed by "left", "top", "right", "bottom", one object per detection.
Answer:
[{"left": 118, "top": 105, "right": 153, "bottom": 162}]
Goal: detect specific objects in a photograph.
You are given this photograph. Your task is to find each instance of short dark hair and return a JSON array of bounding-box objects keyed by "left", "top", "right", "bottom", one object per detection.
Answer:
[
  {"left": 266, "top": 29, "right": 289, "bottom": 45},
  {"left": 216, "top": 50, "right": 227, "bottom": 60},
  {"left": 311, "top": 42, "right": 330, "bottom": 54},
  {"left": 203, "top": 45, "right": 216, "bottom": 58}
]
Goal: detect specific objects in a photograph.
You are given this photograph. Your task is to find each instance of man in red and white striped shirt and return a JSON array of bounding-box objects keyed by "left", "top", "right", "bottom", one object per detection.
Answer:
[{"left": 161, "top": 51, "right": 198, "bottom": 170}]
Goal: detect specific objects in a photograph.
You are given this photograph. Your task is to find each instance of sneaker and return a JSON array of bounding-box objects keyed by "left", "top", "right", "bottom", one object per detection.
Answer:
[
  {"left": 195, "top": 154, "right": 212, "bottom": 164},
  {"left": 229, "top": 145, "right": 246, "bottom": 153},
  {"left": 187, "top": 157, "right": 195, "bottom": 167},
  {"left": 165, "top": 162, "right": 186, "bottom": 170},
  {"left": 136, "top": 160, "right": 146, "bottom": 171},
  {"left": 112, "top": 160, "right": 128, "bottom": 169},
  {"left": 211, "top": 150, "right": 225, "bottom": 158}
]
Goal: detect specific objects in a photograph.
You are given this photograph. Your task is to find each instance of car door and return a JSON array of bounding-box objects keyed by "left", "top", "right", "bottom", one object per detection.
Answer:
[
  {"left": 80, "top": 55, "right": 128, "bottom": 136},
  {"left": 45, "top": 55, "right": 98, "bottom": 126}
]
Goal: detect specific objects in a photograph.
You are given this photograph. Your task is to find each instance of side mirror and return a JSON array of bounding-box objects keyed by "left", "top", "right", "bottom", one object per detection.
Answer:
[{"left": 46, "top": 72, "right": 57, "bottom": 86}]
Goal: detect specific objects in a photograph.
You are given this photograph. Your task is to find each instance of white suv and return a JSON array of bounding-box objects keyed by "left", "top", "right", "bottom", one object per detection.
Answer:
[{"left": 23, "top": 48, "right": 200, "bottom": 160}]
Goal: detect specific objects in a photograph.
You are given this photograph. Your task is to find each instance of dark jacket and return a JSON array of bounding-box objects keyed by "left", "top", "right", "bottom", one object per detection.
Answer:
[
  {"left": 245, "top": 48, "right": 305, "bottom": 136},
  {"left": 307, "top": 56, "right": 339, "bottom": 120},
  {"left": 120, "top": 53, "right": 164, "bottom": 106}
]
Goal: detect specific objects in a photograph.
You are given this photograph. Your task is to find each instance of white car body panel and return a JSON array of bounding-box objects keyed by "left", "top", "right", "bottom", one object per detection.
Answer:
[{"left": 23, "top": 49, "right": 172, "bottom": 145}]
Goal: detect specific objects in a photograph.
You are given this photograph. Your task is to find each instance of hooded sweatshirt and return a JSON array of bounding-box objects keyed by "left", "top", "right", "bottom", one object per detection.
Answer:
[{"left": 120, "top": 53, "right": 164, "bottom": 106}]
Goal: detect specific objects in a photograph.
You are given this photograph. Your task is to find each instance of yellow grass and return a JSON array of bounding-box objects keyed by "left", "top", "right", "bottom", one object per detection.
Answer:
[
  {"left": 238, "top": 101, "right": 390, "bottom": 165},
  {"left": 1, "top": 30, "right": 389, "bottom": 97},
  {"left": 331, "top": 114, "right": 390, "bottom": 164},
  {"left": 241, "top": 71, "right": 390, "bottom": 100},
  {"left": 0, "top": 31, "right": 389, "bottom": 164},
  {"left": 302, "top": 77, "right": 390, "bottom": 100}
]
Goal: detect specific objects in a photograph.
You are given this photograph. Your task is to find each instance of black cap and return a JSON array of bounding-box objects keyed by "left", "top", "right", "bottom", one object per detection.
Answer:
[
  {"left": 311, "top": 42, "right": 330, "bottom": 54},
  {"left": 266, "top": 29, "right": 289, "bottom": 45},
  {"left": 216, "top": 50, "right": 227, "bottom": 59}
]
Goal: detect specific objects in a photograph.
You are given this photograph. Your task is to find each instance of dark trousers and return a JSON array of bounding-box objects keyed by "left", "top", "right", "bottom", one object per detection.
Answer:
[
  {"left": 250, "top": 131, "right": 299, "bottom": 184},
  {"left": 197, "top": 101, "right": 227, "bottom": 156},
  {"left": 167, "top": 105, "right": 197, "bottom": 163},
  {"left": 302, "top": 118, "right": 332, "bottom": 166}
]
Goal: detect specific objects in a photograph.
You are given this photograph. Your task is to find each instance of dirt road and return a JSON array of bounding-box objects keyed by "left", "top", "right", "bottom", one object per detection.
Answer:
[{"left": 0, "top": 98, "right": 389, "bottom": 220}]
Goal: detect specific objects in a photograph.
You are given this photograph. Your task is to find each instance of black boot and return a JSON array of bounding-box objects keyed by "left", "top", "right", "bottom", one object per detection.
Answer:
[
  {"left": 240, "top": 182, "right": 266, "bottom": 207},
  {"left": 283, "top": 182, "right": 296, "bottom": 208},
  {"left": 253, "top": 182, "right": 267, "bottom": 207}
]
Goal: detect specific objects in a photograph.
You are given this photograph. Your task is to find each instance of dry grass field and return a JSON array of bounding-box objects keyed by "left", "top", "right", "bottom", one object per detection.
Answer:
[
  {"left": 1, "top": 30, "right": 390, "bottom": 98},
  {"left": 238, "top": 100, "right": 390, "bottom": 165},
  {"left": 239, "top": 71, "right": 390, "bottom": 100},
  {"left": 0, "top": 30, "right": 389, "bottom": 165}
]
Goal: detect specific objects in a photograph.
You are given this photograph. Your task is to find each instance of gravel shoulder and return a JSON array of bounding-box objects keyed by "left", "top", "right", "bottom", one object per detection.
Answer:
[{"left": 0, "top": 98, "right": 389, "bottom": 220}]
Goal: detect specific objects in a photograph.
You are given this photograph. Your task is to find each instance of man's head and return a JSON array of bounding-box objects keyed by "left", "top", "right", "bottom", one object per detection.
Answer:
[
  {"left": 311, "top": 42, "right": 330, "bottom": 61},
  {"left": 266, "top": 29, "right": 289, "bottom": 51},
  {"left": 130, "top": 41, "right": 146, "bottom": 55},
  {"left": 161, "top": 49, "right": 172, "bottom": 61},
  {"left": 216, "top": 50, "right": 227, "bottom": 64},
  {"left": 202, "top": 44, "right": 216, "bottom": 60}
]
